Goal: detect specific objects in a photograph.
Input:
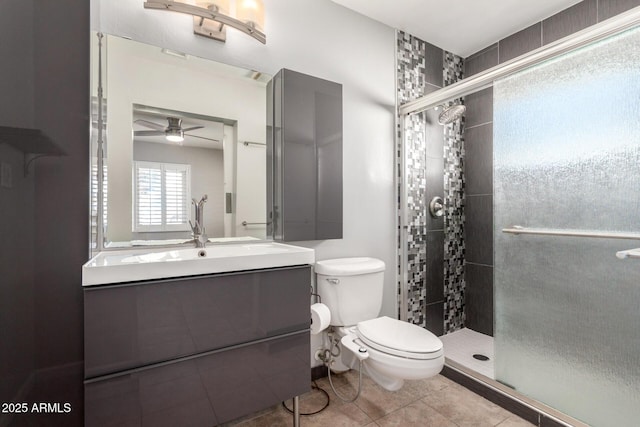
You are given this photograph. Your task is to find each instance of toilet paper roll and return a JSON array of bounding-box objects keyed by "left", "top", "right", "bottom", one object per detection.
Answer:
[{"left": 310, "top": 303, "right": 331, "bottom": 335}]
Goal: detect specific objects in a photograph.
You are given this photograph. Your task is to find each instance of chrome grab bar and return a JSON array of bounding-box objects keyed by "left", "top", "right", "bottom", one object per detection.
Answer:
[
  {"left": 502, "top": 225, "right": 640, "bottom": 241},
  {"left": 241, "top": 221, "right": 267, "bottom": 226}
]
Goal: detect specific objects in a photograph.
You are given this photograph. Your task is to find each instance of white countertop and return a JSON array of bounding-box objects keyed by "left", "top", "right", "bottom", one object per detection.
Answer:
[{"left": 82, "top": 242, "right": 315, "bottom": 286}]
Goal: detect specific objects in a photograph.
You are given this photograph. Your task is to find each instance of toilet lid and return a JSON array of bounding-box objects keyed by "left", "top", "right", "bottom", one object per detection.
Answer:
[{"left": 356, "top": 316, "right": 443, "bottom": 360}]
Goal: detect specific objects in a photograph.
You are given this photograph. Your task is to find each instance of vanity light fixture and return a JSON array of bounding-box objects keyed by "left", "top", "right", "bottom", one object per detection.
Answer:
[{"left": 144, "top": 0, "right": 266, "bottom": 44}]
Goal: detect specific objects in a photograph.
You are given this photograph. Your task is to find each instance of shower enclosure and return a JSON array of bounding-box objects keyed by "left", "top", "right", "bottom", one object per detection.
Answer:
[{"left": 399, "top": 9, "right": 640, "bottom": 427}]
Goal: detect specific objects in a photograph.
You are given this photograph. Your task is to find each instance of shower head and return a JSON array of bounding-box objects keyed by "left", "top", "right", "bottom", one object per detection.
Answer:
[{"left": 438, "top": 104, "right": 466, "bottom": 125}]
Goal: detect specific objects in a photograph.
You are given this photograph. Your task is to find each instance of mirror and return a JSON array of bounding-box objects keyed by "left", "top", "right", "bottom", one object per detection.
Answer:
[{"left": 91, "top": 34, "right": 271, "bottom": 249}]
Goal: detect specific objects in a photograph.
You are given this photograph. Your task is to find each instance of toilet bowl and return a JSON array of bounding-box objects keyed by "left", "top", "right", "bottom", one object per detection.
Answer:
[
  {"left": 334, "top": 317, "right": 444, "bottom": 391},
  {"left": 316, "top": 258, "right": 444, "bottom": 391}
]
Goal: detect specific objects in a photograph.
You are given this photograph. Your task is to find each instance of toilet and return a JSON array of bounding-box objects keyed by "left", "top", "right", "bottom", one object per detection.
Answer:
[{"left": 316, "top": 257, "right": 444, "bottom": 391}]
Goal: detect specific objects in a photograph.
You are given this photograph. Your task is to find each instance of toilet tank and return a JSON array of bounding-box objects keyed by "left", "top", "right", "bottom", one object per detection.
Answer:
[{"left": 315, "top": 257, "right": 385, "bottom": 326}]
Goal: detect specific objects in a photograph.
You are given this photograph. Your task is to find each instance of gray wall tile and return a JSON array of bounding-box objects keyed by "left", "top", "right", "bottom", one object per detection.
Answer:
[
  {"left": 465, "top": 123, "right": 493, "bottom": 196},
  {"left": 425, "top": 107, "right": 444, "bottom": 160},
  {"left": 426, "top": 231, "right": 445, "bottom": 303},
  {"left": 425, "top": 42, "right": 444, "bottom": 88},
  {"left": 465, "top": 87, "right": 493, "bottom": 128},
  {"left": 465, "top": 263, "right": 494, "bottom": 336},
  {"left": 466, "top": 43, "right": 498, "bottom": 60},
  {"left": 598, "top": 0, "right": 640, "bottom": 21},
  {"left": 425, "top": 301, "right": 444, "bottom": 336},
  {"left": 426, "top": 157, "right": 445, "bottom": 231},
  {"left": 464, "top": 195, "right": 493, "bottom": 266},
  {"left": 499, "top": 23, "right": 542, "bottom": 63},
  {"left": 465, "top": 44, "right": 498, "bottom": 78},
  {"left": 543, "top": 0, "right": 597, "bottom": 45}
]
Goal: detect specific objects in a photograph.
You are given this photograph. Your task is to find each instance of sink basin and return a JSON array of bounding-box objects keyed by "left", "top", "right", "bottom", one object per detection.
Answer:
[{"left": 82, "top": 242, "right": 315, "bottom": 286}]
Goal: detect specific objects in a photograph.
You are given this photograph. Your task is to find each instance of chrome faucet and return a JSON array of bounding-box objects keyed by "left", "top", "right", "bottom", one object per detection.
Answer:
[{"left": 189, "top": 194, "right": 208, "bottom": 248}]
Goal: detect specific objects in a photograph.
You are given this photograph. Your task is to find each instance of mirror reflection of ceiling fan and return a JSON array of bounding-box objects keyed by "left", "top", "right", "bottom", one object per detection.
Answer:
[{"left": 133, "top": 117, "right": 219, "bottom": 143}]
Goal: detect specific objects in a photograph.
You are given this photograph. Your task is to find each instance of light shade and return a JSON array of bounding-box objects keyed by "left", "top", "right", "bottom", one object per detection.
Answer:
[
  {"left": 236, "top": 0, "right": 264, "bottom": 32},
  {"left": 165, "top": 129, "right": 184, "bottom": 143}
]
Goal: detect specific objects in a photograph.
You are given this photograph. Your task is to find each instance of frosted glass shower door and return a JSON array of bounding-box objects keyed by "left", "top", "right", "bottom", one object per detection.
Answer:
[{"left": 493, "top": 26, "right": 640, "bottom": 426}]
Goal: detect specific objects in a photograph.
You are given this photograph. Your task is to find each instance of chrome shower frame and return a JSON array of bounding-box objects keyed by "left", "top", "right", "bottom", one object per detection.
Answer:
[
  {"left": 400, "top": 7, "right": 640, "bottom": 118},
  {"left": 396, "top": 6, "right": 640, "bottom": 427}
]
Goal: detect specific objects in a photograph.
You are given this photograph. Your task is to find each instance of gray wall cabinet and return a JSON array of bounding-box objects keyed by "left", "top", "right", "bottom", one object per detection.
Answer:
[
  {"left": 84, "top": 266, "right": 311, "bottom": 426},
  {"left": 267, "top": 69, "right": 343, "bottom": 241}
]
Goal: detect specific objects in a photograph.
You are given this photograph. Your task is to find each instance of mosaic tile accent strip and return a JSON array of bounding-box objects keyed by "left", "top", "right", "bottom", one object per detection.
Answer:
[
  {"left": 397, "top": 31, "right": 427, "bottom": 105},
  {"left": 404, "top": 109, "right": 429, "bottom": 326},
  {"left": 397, "top": 31, "right": 429, "bottom": 326},
  {"left": 397, "top": 32, "right": 466, "bottom": 332},
  {"left": 443, "top": 52, "right": 464, "bottom": 87},
  {"left": 443, "top": 52, "right": 466, "bottom": 333}
]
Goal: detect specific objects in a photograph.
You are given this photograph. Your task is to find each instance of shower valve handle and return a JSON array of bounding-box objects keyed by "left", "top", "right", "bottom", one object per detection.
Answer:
[{"left": 429, "top": 196, "right": 444, "bottom": 218}]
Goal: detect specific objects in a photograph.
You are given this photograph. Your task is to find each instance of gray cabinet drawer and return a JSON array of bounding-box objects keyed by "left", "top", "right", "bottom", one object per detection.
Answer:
[
  {"left": 85, "top": 266, "right": 310, "bottom": 377},
  {"left": 85, "top": 332, "right": 309, "bottom": 427}
]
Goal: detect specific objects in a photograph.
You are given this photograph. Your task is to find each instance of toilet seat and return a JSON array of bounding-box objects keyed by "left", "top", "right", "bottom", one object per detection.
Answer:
[{"left": 356, "top": 316, "right": 443, "bottom": 360}]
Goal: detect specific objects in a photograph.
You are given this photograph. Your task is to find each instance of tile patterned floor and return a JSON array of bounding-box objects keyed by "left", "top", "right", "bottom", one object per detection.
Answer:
[{"left": 224, "top": 371, "right": 535, "bottom": 427}]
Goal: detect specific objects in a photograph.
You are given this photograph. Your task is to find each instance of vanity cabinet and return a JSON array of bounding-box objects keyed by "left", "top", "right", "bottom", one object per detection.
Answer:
[
  {"left": 84, "top": 265, "right": 311, "bottom": 426},
  {"left": 267, "top": 69, "right": 343, "bottom": 241}
]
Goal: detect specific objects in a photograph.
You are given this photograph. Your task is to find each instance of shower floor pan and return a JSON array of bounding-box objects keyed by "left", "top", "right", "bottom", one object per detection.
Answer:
[{"left": 440, "top": 328, "right": 495, "bottom": 379}]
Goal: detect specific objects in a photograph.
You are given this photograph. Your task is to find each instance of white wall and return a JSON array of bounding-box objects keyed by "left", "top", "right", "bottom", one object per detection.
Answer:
[
  {"left": 234, "top": 141, "right": 267, "bottom": 238},
  {"left": 93, "top": 0, "right": 397, "bottom": 365},
  {"left": 223, "top": 124, "right": 235, "bottom": 236}
]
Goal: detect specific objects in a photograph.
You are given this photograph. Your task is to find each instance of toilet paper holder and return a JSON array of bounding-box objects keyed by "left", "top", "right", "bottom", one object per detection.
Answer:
[{"left": 311, "top": 286, "right": 322, "bottom": 304}]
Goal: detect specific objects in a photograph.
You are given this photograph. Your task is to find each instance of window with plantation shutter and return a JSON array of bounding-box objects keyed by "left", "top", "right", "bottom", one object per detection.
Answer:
[
  {"left": 91, "top": 163, "right": 107, "bottom": 248},
  {"left": 133, "top": 161, "right": 191, "bottom": 232}
]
